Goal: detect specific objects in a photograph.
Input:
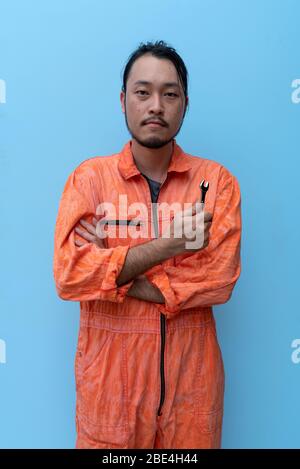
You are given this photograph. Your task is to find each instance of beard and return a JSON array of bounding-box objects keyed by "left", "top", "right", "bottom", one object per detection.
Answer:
[{"left": 123, "top": 107, "right": 185, "bottom": 149}]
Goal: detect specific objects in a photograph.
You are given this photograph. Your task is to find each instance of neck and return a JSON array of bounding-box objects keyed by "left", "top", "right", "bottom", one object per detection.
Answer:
[{"left": 130, "top": 138, "right": 174, "bottom": 184}]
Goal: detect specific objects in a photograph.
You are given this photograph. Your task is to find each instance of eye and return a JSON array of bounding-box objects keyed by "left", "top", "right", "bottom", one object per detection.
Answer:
[
  {"left": 136, "top": 90, "right": 148, "bottom": 96},
  {"left": 165, "top": 92, "right": 178, "bottom": 97}
]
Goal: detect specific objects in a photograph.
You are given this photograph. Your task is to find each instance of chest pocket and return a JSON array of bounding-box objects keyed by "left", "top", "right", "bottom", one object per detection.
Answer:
[{"left": 99, "top": 216, "right": 146, "bottom": 249}]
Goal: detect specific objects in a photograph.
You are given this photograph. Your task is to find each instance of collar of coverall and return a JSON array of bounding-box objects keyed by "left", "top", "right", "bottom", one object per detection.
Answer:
[{"left": 118, "top": 139, "right": 193, "bottom": 180}]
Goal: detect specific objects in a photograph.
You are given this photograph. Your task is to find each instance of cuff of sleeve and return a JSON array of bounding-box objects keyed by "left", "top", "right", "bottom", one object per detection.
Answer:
[
  {"left": 100, "top": 245, "right": 134, "bottom": 303},
  {"left": 144, "top": 264, "right": 180, "bottom": 315}
]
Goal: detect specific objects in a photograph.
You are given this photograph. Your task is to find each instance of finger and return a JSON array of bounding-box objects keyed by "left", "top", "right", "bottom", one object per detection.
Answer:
[
  {"left": 182, "top": 203, "right": 199, "bottom": 216},
  {"left": 75, "top": 239, "right": 85, "bottom": 247},
  {"left": 191, "top": 209, "right": 212, "bottom": 221},
  {"left": 192, "top": 217, "right": 212, "bottom": 233},
  {"left": 204, "top": 212, "right": 213, "bottom": 222},
  {"left": 79, "top": 218, "right": 96, "bottom": 235},
  {"left": 96, "top": 241, "right": 105, "bottom": 249},
  {"left": 75, "top": 227, "right": 96, "bottom": 242},
  {"left": 193, "top": 203, "right": 204, "bottom": 215}
]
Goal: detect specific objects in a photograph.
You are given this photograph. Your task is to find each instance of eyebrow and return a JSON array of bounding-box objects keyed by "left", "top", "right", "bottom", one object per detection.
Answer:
[{"left": 133, "top": 80, "right": 180, "bottom": 89}]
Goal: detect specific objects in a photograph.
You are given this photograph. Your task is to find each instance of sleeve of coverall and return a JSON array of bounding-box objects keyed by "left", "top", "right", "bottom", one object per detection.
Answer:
[
  {"left": 53, "top": 165, "right": 135, "bottom": 302},
  {"left": 144, "top": 166, "right": 242, "bottom": 315}
]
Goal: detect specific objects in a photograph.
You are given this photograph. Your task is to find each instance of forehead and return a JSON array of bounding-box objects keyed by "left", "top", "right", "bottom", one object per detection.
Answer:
[{"left": 127, "top": 54, "right": 180, "bottom": 88}]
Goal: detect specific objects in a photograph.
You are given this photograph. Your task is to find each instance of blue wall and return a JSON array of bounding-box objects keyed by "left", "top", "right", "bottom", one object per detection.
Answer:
[{"left": 0, "top": 0, "right": 299, "bottom": 448}]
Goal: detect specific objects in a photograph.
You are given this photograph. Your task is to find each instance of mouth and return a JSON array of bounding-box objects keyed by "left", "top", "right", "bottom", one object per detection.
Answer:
[{"left": 144, "top": 121, "right": 165, "bottom": 128}]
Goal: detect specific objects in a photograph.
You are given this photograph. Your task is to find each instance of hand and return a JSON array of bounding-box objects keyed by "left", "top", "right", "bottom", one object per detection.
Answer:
[
  {"left": 74, "top": 217, "right": 106, "bottom": 248},
  {"left": 161, "top": 203, "right": 212, "bottom": 256},
  {"left": 127, "top": 274, "right": 165, "bottom": 303}
]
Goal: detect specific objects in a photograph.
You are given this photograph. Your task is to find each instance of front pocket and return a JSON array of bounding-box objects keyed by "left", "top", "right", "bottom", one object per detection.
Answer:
[
  {"left": 193, "top": 323, "right": 225, "bottom": 418},
  {"left": 197, "top": 407, "right": 224, "bottom": 434},
  {"left": 76, "top": 327, "right": 129, "bottom": 446}
]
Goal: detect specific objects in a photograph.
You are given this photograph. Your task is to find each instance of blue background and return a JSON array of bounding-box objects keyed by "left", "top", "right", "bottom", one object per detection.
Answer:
[{"left": 0, "top": 0, "right": 299, "bottom": 448}]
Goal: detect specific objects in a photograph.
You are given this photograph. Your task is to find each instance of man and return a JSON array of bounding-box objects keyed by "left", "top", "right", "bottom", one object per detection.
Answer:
[{"left": 53, "top": 40, "right": 241, "bottom": 449}]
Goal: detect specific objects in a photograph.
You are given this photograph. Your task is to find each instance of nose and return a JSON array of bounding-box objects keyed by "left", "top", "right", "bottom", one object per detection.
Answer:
[{"left": 148, "top": 93, "right": 164, "bottom": 114}]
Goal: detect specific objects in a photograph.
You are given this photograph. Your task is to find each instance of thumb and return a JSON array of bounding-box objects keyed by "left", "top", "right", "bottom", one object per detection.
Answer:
[{"left": 183, "top": 202, "right": 203, "bottom": 216}]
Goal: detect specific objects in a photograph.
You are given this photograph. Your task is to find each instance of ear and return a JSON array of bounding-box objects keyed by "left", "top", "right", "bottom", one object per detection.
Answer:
[
  {"left": 182, "top": 95, "right": 189, "bottom": 120},
  {"left": 120, "top": 90, "right": 125, "bottom": 113}
]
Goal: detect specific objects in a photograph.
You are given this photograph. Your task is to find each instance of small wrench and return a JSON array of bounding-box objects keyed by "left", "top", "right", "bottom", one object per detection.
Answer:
[{"left": 199, "top": 179, "right": 209, "bottom": 209}]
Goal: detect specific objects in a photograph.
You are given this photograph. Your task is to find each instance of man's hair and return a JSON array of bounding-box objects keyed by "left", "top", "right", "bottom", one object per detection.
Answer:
[{"left": 121, "top": 40, "right": 189, "bottom": 99}]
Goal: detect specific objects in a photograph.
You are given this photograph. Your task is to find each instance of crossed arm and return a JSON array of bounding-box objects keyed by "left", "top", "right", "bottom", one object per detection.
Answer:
[
  {"left": 74, "top": 217, "right": 166, "bottom": 304},
  {"left": 127, "top": 274, "right": 165, "bottom": 303},
  {"left": 54, "top": 165, "right": 241, "bottom": 314}
]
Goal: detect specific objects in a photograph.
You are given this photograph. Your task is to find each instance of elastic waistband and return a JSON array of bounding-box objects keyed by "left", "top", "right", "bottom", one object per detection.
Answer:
[{"left": 80, "top": 298, "right": 214, "bottom": 334}]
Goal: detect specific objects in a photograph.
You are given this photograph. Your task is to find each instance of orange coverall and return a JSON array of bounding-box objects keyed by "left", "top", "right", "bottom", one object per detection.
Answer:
[{"left": 53, "top": 139, "right": 241, "bottom": 449}]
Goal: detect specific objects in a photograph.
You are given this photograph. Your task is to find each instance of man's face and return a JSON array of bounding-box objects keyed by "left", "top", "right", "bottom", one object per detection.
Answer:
[{"left": 120, "top": 54, "right": 188, "bottom": 149}]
